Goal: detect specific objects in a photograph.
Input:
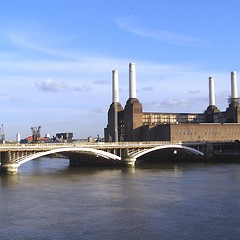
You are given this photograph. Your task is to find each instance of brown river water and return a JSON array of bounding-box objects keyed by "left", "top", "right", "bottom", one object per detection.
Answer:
[{"left": 0, "top": 157, "right": 240, "bottom": 240}]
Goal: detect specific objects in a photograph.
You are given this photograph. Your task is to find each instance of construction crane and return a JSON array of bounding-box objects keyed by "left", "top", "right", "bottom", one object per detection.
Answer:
[{"left": 31, "top": 126, "right": 41, "bottom": 143}]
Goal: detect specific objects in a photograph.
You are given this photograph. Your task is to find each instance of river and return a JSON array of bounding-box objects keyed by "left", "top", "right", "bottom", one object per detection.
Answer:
[{"left": 0, "top": 157, "right": 240, "bottom": 240}]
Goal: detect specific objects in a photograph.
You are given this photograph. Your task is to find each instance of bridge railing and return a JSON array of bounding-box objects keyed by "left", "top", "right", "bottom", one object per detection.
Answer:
[{"left": 0, "top": 141, "right": 174, "bottom": 148}]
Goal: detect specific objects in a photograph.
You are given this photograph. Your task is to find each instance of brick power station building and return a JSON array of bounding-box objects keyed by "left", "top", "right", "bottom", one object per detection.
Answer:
[{"left": 104, "top": 63, "right": 240, "bottom": 143}]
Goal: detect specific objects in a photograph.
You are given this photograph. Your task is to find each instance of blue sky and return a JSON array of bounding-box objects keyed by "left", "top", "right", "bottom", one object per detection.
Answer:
[{"left": 0, "top": 0, "right": 239, "bottom": 140}]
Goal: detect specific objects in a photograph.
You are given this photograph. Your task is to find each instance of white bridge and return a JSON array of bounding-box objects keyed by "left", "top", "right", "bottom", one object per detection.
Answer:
[{"left": 0, "top": 141, "right": 205, "bottom": 174}]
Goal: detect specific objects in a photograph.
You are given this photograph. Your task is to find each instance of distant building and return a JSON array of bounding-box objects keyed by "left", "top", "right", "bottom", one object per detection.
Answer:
[
  {"left": 20, "top": 136, "right": 49, "bottom": 144},
  {"left": 104, "top": 63, "right": 240, "bottom": 142},
  {"left": 56, "top": 132, "right": 73, "bottom": 142}
]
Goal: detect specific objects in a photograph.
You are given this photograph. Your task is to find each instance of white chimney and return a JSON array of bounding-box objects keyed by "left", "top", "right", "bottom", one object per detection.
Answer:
[
  {"left": 231, "top": 71, "right": 238, "bottom": 99},
  {"left": 129, "top": 63, "right": 137, "bottom": 98},
  {"left": 16, "top": 133, "right": 21, "bottom": 143},
  {"left": 112, "top": 70, "right": 119, "bottom": 103},
  {"left": 209, "top": 77, "right": 216, "bottom": 106}
]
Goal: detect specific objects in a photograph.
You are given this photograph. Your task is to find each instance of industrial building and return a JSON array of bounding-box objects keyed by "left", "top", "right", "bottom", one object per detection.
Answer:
[
  {"left": 56, "top": 132, "right": 73, "bottom": 143},
  {"left": 104, "top": 63, "right": 240, "bottom": 142}
]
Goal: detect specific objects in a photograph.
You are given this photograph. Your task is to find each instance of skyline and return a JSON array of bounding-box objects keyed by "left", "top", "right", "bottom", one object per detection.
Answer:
[{"left": 0, "top": 0, "right": 240, "bottom": 140}]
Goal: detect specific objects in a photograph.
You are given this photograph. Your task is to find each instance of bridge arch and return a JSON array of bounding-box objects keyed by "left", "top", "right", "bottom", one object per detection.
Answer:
[
  {"left": 17, "top": 147, "right": 121, "bottom": 167},
  {"left": 129, "top": 144, "right": 204, "bottom": 160}
]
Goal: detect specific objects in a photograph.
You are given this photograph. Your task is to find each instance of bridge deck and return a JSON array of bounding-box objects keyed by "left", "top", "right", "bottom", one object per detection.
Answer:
[{"left": 0, "top": 141, "right": 229, "bottom": 174}]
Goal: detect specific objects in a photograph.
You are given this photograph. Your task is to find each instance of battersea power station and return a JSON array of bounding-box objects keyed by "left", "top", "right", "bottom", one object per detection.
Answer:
[{"left": 104, "top": 63, "right": 240, "bottom": 143}]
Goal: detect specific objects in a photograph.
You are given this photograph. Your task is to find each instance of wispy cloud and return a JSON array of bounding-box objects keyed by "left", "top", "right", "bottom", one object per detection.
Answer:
[
  {"left": 142, "top": 86, "right": 154, "bottom": 91},
  {"left": 1, "top": 22, "right": 74, "bottom": 60},
  {"left": 94, "top": 80, "right": 109, "bottom": 85},
  {"left": 116, "top": 17, "right": 213, "bottom": 47},
  {"left": 143, "top": 97, "right": 207, "bottom": 113},
  {"left": 147, "top": 98, "right": 192, "bottom": 110},
  {"left": 216, "top": 90, "right": 230, "bottom": 104},
  {"left": 188, "top": 90, "right": 200, "bottom": 94},
  {"left": 9, "top": 96, "right": 24, "bottom": 102},
  {"left": 72, "top": 85, "right": 92, "bottom": 92},
  {"left": 35, "top": 78, "right": 67, "bottom": 92},
  {"left": 35, "top": 78, "right": 92, "bottom": 92}
]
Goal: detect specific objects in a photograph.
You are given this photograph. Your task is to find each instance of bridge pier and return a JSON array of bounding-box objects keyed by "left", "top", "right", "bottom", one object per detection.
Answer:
[
  {"left": 121, "top": 148, "right": 136, "bottom": 167},
  {"left": 203, "top": 142, "right": 214, "bottom": 159},
  {"left": 0, "top": 151, "right": 19, "bottom": 174},
  {"left": 122, "top": 156, "right": 136, "bottom": 167},
  {"left": 0, "top": 163, "right": 19, "bottom": 174}
]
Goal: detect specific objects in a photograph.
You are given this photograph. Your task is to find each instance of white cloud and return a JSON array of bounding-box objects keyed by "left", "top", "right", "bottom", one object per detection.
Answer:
[
  {"left": 116, "top": 17, "right": 213, "bottom": 47},
  {"left": 72, "top": 85, "right": 92, "bottom": 92},
  {"left": 9, "top": 96, "right": 24, "bottom": 102},
  {"left": 1, "top": 22, "right": 74, "bottom": 59},
  {"left": 142, "top": 86, "right": 154, "bottom": 91},
  {"left": 145, "top": 98, "right": 192, "bottom": 110},
  {"left": 36, "top": 78, "right": 67, "bottom": 92},
  {"left": 94, "top": 80, "right": 109, "bottom": 85},
  {"left": 188, "top": 90, "right": 200, "bottom": 94},
  {"left": 35, "top": 78, "right": 92, "bottom": 93},
  {"left": 162, "top": 98, "right": 191, "bottom": 107}
]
